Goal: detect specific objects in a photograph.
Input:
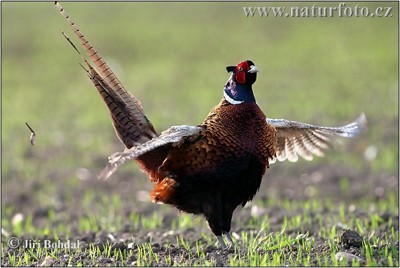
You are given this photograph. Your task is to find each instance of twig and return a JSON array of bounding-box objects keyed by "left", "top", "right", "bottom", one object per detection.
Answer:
[{"left": 25, "top": 122, "right": 36, "bottom": 146}]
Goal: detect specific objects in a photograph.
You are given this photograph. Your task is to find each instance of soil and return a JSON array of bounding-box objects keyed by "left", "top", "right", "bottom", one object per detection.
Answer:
[{"left": 1, "top": 146, "right": 398, "bottom": 266}]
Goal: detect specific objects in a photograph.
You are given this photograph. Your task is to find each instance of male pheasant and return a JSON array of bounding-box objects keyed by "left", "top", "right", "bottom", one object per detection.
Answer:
[{"left": 55, "top": 2, "right": 366, "bottom": 248}]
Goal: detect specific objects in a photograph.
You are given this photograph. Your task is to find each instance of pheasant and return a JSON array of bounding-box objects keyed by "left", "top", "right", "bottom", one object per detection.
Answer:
[{"left": 55, "top": 2, "right": 366, "bottom": 248}]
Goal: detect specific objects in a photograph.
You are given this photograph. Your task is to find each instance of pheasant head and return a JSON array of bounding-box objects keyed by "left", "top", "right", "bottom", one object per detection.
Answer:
[{"left": 224, "top": 60, "right": 259, "bottom": 104}]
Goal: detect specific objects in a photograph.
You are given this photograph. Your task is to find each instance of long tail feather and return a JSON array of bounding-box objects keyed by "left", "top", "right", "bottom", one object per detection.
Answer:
[{"left": 55, "top": 2, "right": 157, "bottom": 148}]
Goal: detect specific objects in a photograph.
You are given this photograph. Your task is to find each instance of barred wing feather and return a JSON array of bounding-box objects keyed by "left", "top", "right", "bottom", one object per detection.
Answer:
[
  {"left": 99, "top": 125, "right": 203, "bottom": 180},
  {"left": 267, "top": 113, "right": 366, "bottom": 163}
]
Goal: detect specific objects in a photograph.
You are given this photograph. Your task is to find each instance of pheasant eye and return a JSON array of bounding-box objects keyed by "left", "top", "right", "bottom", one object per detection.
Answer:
[{"left": 238, "top": 66, "right": 243, "bottom": 72}]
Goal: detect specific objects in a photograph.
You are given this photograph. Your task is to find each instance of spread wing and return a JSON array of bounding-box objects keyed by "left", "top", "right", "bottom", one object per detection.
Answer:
[
  {"left": 267, "top": 113, "right": 367, "bottom": 163},
  {"left": 55, "top": 2, "right": 157, "bottom": 148},
  {"left": 99, "top": 125, "right": 203, "bottom": 180}
]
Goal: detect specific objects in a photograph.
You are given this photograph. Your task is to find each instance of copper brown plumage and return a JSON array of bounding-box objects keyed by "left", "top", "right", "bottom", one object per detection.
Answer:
[{"left": 55, "top": 2, "right": 366, "bottom": 249}]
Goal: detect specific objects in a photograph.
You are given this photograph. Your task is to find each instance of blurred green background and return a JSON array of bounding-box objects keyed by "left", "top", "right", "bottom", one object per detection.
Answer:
[{"left": 2, "top": 2, "right": 398, "bottom": 235}]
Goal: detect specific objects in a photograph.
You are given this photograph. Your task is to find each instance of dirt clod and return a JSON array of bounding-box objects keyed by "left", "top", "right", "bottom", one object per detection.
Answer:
[{"left": 340, "top": 229, "right": 363, "bottom": 248}]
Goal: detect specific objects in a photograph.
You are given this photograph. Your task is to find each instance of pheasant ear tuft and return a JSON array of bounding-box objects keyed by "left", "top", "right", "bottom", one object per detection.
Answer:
[{"left": 226, "top": 66, "right": 236, "bottom": 73}]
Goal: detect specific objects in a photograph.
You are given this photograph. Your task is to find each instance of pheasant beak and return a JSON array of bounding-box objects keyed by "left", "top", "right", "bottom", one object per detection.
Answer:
[
  {"left": 226, "top": 66, "right": 236, "bottom": 73},
  {"left": 248, "top": 65, "right": 259, "bottom": 73}
]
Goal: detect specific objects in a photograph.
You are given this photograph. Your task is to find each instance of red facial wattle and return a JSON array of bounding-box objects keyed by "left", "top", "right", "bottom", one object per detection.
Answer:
[{"left": 235, "top": 61, "right": 250, "bottom": 84}]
